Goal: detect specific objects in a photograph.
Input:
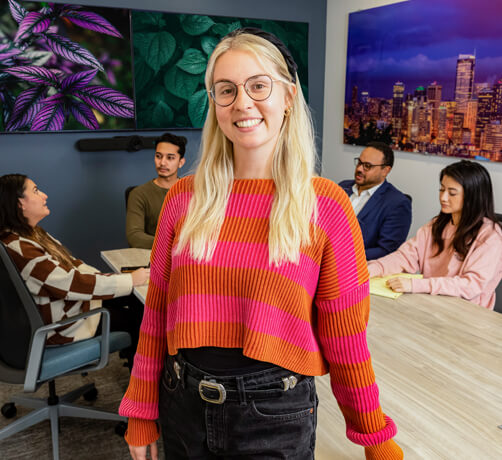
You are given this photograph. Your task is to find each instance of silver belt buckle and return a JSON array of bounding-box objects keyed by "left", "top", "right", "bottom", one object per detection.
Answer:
[{"left": 199, "top": 379, "right": 227, "bottom": 404}]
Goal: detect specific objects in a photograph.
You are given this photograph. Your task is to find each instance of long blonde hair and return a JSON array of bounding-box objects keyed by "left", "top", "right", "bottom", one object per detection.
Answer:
[{"left": 176, "top": 31, "right": 318, "bottom": 265}]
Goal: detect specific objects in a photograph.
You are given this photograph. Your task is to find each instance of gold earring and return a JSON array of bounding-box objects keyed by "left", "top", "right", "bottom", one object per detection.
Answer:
[{"left": 284, "top": 107, "right": 292, "bottom": 117}]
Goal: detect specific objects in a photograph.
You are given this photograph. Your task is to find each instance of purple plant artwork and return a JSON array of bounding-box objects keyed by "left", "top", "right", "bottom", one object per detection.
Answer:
[{"left": 0, "top": 0, "right": 134, "bottom": 132}]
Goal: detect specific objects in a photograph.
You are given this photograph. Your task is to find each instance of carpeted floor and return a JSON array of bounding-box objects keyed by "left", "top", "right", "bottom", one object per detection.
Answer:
[{"left": 0, "top": 353, "right": 164, "bottom": 460}]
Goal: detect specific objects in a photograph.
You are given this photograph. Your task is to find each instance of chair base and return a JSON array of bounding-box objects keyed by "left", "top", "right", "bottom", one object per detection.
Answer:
[{"left": 0, "top": 382, "right": 126, "bottom": 460}]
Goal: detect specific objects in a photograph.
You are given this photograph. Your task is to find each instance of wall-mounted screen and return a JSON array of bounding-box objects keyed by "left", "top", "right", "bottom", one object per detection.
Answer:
[
  {"left": 0, "top": 1, "right": 308, "bottom": 132},
  {"left": 344, "top": 0, "right": 502, "bottom": 163},
  {"left": 0, "top": 0, "right": 134, "bottom": 132},
  {"left": 132, "top": 12, "right": 308, "bottom": 129}
]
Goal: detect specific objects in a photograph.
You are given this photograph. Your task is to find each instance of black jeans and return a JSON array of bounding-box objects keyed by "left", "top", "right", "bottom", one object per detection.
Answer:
[{"left": 159, "top": 354, "right": 318, "bottom": 459}]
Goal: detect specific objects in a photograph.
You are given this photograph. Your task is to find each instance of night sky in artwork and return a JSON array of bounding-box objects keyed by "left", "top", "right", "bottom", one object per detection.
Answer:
[{"left": 345, "top": 0, "right": 502, "bottom": 102}]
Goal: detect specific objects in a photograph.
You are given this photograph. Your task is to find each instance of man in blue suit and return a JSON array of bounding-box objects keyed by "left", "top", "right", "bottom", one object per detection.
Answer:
[{"left": 339, "top": 142, "right": 411, "bottom": 260}]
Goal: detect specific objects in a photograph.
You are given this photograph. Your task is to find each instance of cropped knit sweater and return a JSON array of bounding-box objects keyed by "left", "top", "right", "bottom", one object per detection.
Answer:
[{"left": 120, "top": 176, "right": 402, "bottom": 459}]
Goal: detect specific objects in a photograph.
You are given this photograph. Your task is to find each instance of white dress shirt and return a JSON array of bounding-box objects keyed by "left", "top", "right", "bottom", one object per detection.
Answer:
[{"left": 349, "top": 182, "right": 384, "bottom": 216}]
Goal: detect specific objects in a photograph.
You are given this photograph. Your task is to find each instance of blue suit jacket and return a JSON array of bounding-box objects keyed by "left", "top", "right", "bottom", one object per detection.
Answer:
[{"left": 339, "top": 179, "right": 412, "bottom": 260}]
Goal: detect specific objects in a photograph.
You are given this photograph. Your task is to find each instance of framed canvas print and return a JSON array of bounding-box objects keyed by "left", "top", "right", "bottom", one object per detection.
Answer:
[
  {"left": 0, "top": 0, "right": 134, "bottom": 132},
  {"left": 344, "top": 0, "right": 502, "bottom": 163},
  {"left": 132, "top": 12, "right": 309, "bottom": 129}
]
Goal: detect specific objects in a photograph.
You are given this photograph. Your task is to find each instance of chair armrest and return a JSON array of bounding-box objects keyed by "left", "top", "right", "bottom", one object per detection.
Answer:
[{"left": 24, "top": 308, "right": 110, "bottom": 392}]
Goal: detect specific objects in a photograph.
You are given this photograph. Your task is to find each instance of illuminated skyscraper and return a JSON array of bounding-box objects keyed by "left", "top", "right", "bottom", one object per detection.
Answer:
[
  {"left": 360, "top": 91, "right": 369, "bottom": 113},
  {"left": 482, "top": 121, "right": 502, "bottom": 156},
  {"left": 427, "top": 82, "right": 442, "bottom": 138},
  {"left": 437, "top": 105, "right": 448, "bottom": 144},
  {"left": 454, "top": 54, "right": 475, "bottom": 116},
  {"left": 392, "top": 81, "right": 404, "bottom": 140},
  {"left": 493, "top": 80, "right": 502, "bottom": 121},
  {"left": 465, "top": 100, "right": 478, "bottom": 140},
  {"left": 452, "top": 112, "right": 464, "bottom": 145},
  {"left": 475, "top": 88, "right": 493, "bottom": 147}
]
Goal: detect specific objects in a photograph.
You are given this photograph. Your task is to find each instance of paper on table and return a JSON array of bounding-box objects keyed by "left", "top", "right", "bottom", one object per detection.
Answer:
[{"left": 370, "top": 273, "right": 423, "bottom": 299}]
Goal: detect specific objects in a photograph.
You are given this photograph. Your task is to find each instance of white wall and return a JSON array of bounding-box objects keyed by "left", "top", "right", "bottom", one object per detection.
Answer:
[{"left": 322, "top": 0, "right": 502, "bottom": 236}]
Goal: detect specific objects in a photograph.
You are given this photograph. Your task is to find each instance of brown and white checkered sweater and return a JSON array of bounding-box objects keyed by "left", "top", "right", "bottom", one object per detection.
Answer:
[{"left": 2, "top": 232, "right": 133, "bottom": 344}]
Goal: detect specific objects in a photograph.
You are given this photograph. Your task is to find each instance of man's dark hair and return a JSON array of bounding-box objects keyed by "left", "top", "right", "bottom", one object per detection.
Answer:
[
  {"left": 366, "top": 141, "right": 394, "bottom": 168},
  {"left": 155, "top": 133, "right": 188, "bottom": 158}
]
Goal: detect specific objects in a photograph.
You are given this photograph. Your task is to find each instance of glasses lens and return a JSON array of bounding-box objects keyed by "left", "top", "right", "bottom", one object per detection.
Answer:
[
  {"left": 355, "top": 158, "right": 372, "bottom": 171},
  {"left": 245, "top": 75, "right": 273, "bottom": 101},
  {"left": 212, "top": 81, "right": 237, "bottom": 106}
]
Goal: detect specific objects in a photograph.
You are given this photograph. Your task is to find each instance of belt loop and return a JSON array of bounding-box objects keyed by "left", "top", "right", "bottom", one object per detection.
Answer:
[
  {"left": 174, "top": 356, "right": 186, "bottom": 389},
  {"left": 236, "top": 376, "right": 247, "bottom": 406},
  {"left": 181, "top": 361, "right": 187, "bottom": 389}
]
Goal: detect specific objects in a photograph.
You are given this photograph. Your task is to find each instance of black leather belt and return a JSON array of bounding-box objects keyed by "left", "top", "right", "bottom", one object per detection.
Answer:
[{"left": 171, "top": 354, "right": 308, "bottom": 405}]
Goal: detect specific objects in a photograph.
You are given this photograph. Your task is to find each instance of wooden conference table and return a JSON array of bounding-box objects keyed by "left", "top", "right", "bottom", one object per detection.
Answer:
[{"left": 101, "top": 248, "right": 502, "bottom": 459}]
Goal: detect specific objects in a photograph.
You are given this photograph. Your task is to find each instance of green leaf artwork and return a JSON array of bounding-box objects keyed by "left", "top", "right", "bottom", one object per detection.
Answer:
[
  {"left": 188, "top": 89, "right": 209, "bottom": 128},
  {"left": 134, "top": 56, "right": 154, "bottom": 93},
  {"left": 132, "top": 11, "right": 308, "bottom": 129},
  {"left": 201, "top": 36, "right": 219, "bottom": 56},
  {"left": 164, "top": 66, "right": 200, "bottom": 100},
  {"left": 134, "top": 31, "right": 176, "bottom": 74},
  {"left": 176, "top": 48, "right": 207, "bottom": 75},
  {"left": 180, "top": 15, "right": 215, "bottom": 36},
  {"left": 152, "top": 101, "right": 174, "bottom": 127}
]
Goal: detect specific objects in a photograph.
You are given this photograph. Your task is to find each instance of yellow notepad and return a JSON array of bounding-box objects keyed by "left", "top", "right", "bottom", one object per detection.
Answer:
[{"left": 370, "top": 273, "right": 423, "bottom": 299}]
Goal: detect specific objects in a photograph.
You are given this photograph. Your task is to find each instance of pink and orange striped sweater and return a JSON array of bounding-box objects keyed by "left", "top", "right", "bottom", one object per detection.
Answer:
[{"left": 119, "top": 176, "right": 402, "bottom": 459}]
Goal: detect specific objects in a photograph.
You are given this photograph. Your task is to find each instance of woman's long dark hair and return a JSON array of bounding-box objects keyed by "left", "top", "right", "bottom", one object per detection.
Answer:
[
  {"left": 0, "top": 174, "right": 32, "bottom": 238},
  {"left": 432, "top": 160, "right": 500, "bottom": 259},
  {"left": 0, "top": 174, "right": 74, "bottom": 268}
]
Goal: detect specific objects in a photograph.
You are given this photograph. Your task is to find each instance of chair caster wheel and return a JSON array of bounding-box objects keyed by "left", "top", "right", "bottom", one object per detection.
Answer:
[
  {"left": 115, "top": 421, "right": 127, "bottom": 437},
  {"left": 1, "top": 402, "right": 17, "bottom": 419},
  {"left": 83, "top": 387, "right": 98, "bottom": 401}
]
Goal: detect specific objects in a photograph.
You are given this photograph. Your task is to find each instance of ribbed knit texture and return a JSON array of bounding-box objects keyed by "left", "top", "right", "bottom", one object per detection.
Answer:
[{"left": 120, "top": 176, "right": 402, "bottom": 458}]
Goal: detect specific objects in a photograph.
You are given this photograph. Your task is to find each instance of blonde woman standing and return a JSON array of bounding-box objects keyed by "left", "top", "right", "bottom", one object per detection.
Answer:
[{"left": 120, "top": 28, "right": 402, "bottom": 460}]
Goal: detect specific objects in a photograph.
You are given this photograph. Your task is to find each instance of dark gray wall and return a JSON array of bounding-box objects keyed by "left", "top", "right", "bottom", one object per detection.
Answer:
[{"left": 0, "top": 0, "right": 327, "bottom": 269}]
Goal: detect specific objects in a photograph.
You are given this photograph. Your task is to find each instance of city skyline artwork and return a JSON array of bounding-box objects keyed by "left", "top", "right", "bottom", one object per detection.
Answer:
[{"left": 344, "top": 0, "right": 502, "bottom": 163}]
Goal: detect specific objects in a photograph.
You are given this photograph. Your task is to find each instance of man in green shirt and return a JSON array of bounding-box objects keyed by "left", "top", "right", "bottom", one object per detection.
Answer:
[{"left": 126, "top": 133, "right": 187, "bottom": 248}]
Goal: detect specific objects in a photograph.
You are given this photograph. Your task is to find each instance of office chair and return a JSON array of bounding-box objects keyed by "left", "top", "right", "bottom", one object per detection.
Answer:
[
  {"left": 0, "top": 242, "right": 131, "bottom": 460},
  {"left": 494, "top": 282, "right": 502, "bottom": 314},
  {"left": 125, "top": 185, "right": 137, "bottom": 209}
]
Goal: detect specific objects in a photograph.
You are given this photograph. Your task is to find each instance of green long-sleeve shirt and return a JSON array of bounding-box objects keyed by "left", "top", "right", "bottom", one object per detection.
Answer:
[{"left": 126, "top": 180, "right": 169, "bottom": 249}]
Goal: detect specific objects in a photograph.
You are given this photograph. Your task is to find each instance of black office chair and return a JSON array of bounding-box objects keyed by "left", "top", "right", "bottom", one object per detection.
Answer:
[
  {"left": 0, "top": 242, "right": 131, "bottom": 460},
  {"left": 125, "top": 185, "right": 137, "bottom": 209}
]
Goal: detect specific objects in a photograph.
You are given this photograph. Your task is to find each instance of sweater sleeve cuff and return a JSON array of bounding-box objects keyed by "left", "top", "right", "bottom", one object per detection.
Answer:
[
  {"left": 347, "top": 414, "right": 397, "bottom": 446},
  {"left": 411, "top": 277, "right": 431, "bottom": 293},
  {"left": 124, "top": 418, "right": 159, "bottom": 446},
  {"left": 365, "top": 439, "right": 403, "bottom": 460},
  {"left": 114, "top": 273, "right": 134, "bottom": 297}
]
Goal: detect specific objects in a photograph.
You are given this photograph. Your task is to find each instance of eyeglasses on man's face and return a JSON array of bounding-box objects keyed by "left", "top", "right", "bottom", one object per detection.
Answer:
[
  {"left": 354, "top": 157, "right": 388, "bottom": 171},
  {"left": 210, "top": 74, "right": 281, "bottom": 107}
]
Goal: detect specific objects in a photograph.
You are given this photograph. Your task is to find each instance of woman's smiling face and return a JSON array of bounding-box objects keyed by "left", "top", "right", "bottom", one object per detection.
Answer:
[{"left": 212, "top": 49, "right": 293, "bottom": 160}]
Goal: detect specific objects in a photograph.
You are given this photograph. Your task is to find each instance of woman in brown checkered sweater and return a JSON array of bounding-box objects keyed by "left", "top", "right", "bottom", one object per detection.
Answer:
[{"left": 0, "top": 174, "right": 149, "bottom": 366}]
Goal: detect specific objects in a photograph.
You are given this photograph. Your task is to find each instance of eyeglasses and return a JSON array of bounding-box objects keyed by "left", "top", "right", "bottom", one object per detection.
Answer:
[
  {"left": 354, "top": 158, "right": 388, "bottom": 171},
  {"left": 210, "top": 75, "right": 280, "bottom": 107}
]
